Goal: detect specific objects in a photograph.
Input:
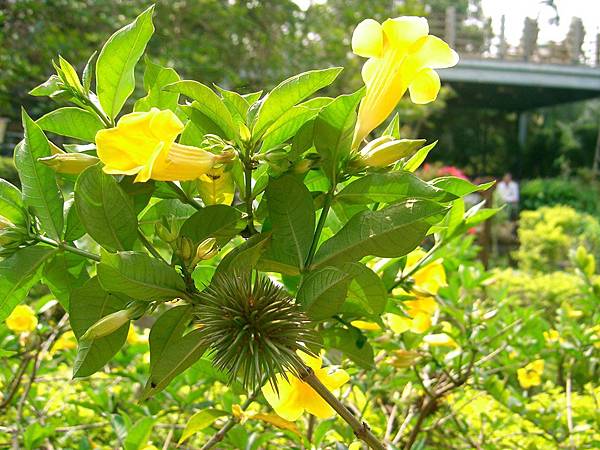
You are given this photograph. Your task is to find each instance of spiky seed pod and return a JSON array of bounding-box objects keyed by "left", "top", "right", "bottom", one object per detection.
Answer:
[{"left": 195, "top": 271, "right": 319, "bottom": 390}]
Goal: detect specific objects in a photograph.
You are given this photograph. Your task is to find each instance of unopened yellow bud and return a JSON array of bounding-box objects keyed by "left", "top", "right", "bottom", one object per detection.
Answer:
[
  {"left": 360, "top": 137, "right": 425, "bottom": 168},
  {"left": 292, "top": 159, "right": 312, "bottom": 174},
  {"left": 239, "top": 123, "right": 251, "bottom": 143},
  {"left": 155, "top": 222, "right": 178, "bottom": 243},
  {"left": 191, "top": 238, "right": 218, "bottom": 266},
  {"left": 38, "top": 153, "right": 99, "bottom": 175},
  {"left": 389, "top": 349, "right": 420, "bottom": 368},
  {"left": 80, "top": 302, "right": 146, "bottom": 341},
  {"left": 177, "top": 236, "right": 195, "bottom": 263}
]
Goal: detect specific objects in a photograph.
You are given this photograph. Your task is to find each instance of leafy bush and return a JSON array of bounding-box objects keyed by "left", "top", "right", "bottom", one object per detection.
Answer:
[
  {"left": 520, "top": 178, "right": 600, "bottom": 216},
  {"left": 514, "top": 205, "right": 600, "bottom": 272}
]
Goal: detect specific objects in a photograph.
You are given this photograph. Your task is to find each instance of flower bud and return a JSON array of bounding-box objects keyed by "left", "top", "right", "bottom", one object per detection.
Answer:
[
  {"left": 177, "top": 236, "right": 196, "bottom": 264},
  {"left": 359, "top": 137, "right": 426, "bottom": 168},
  {"left": 38, "top": 153, "right": 99, "bottom": 175},
  {"left": 292, "top": 159, "right": 313, "bottom": 174},
  {"left": 80, "top": 302, "right": 146, "bottom": 341},
  {"left": 264, "top": 147, "right": 289, "bottom": 163},
  {"left": 155, "top": 222, "right": 178, "bottom": 244},
  {"left": 239, "top": 123, "right": 252, "bottom": 143}
]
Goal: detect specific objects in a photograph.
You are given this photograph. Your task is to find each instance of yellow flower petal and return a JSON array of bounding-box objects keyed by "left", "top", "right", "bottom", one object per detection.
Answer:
[
  {"left": 303, "top": 392, "right": 335, "bottom": 419},
  {"left": 381, "top": 17, "right": 429, "bottom": 48},
  {"left": 388, "top": 314, "right": 412, "bottom": 334},
  {"left": 405, "top": 297, "right": 437, "bottom": 318},
  {"left": 410, "top": 311, "right": 432, "bottom": 334},
  {"left": 409, "top": 35, "right": 460, "bottom": 69},
  {"left": 423, "top": 333, "right": 457, "bottom": 348},
  {"left": 409, "top": 68, "right": 441, "bottom": 104},
  {"left": 350, "top": 320, "right": 381, "bottom": 331},
  {"left": 352, "top": 19, "right": 383, "bottom": 58}
]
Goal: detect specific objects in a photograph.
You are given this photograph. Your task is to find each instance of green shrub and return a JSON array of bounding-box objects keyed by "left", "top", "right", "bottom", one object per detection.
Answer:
[
  {"left": 0, "top": 156, "right": 18, "bottom": 187},
  {"left": 520, "top": 178, "right": 600, "bottom": 216},
  {"left": 514, "top": 205, "right": 600, "bottom": 272}
]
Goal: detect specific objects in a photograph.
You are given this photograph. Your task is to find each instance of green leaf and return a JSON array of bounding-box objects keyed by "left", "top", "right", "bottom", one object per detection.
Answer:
[
  {"left": 216, "top": 233, "right": 271, "bottom": 275},
  {"left": 37, "top": 107, "right": 104, "bottom": 142},
  {"left": 139, "top": 199, "right": 195, "bottom": 235},
  {"left": 15, "top": 111, "right": 64, "bottom": 240},
  {"left": 147, "top": 305, "right": 192, "bottom": 371},
  {"left": 312, "top": 199, "right": 448, "bottom": 268},
  {"left": 0, "top": 179, "right": 27, "bottom": 225},
  {"left": 313, "top": 89, "right": 364, "bottom": 179},
  {"left": 341, "top": 263, "right": 387, "bottom": 315},
  {"left": 75, "top": 164, "right": 138, "bottom": 252},
  {"left": 134, "top": 58, "right": 180, "bottom": 112},
  {"left": 336, "top": 171, "right": 455, "bottom": 205},
  {"left": 382, "top": 113, "right": 401, "bottom": 139},
  {"left": 260, "top": 98, "right": 332, "bottom": 151},
  {"left": 29, "top": 75, "right": 63, "bottom": 97},
  {"left": 96, "top": 5, "right": 155, "bottom": 119},
  {"left": 165, "top": 80, "right": 236, "bottom": 139},
  {"left": 43, "top": 252, "right": 87, "bottom": 309},
  {"left": 97, "top": 251, "right": 187, "bottom": 301},
  {"left": 265, "top": 175, "right": 315, "bottom": 271},
  {"left": 297, "top": 266, "right": 352, "bottom": 320},
  {"left": 179, "top": 409, "right": 228, "bottom": 444},
  {"left": 0, "top": 246, "right": 56, "bottom": 321},
  {"left": 431, "top": 177, "right": 495, "bottom": 197},
  {"left": 142, "top": 328, "right": 207, "bottom": 399},
  {"left": 179, "top": 205, "right": 243, "bottom": 247},
  {"left": 123, "top": 417, "right": 155, "bottom": 450},
  {"left": 64, "top": 201, "right": 86, "bottom": 242},
  {"left": 402, "top": 141, "right": 437, "bottom": 172},
  {"left": 253, "top": 68, "right": 343, "bottom": 138},
  {"left": 70, "top": 277, "right": 129, "bottom": 378},
  {"left": 216, "top": 86, "right": 251, "bottom": 121},
  {"left": 325, "top": 328, "right": 374, "bottom": 369}
]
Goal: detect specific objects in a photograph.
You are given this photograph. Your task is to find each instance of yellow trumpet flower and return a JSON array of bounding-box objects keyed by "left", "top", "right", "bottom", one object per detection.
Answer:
[
  {"left": 261, "top": 352, "right": 349, "bottom": 421},
  {"left": 5, "top": 304, "right": 38, "bottom": 333},
  {"left": 351, "top": 17, "right": 459, "bottom": 148},
  {"left": 96, "top": 108, "right": 231, "bottom": 182}
]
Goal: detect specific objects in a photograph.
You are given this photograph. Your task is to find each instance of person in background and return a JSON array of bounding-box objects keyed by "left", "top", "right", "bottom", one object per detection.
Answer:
[{"left": 497, "top": 172, "right": 520, "bottom": 221}]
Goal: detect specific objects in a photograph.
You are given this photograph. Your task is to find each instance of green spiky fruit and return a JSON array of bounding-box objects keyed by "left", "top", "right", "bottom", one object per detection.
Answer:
[{"left": 195, "top": 271, "right": 319, "bottom": 390}]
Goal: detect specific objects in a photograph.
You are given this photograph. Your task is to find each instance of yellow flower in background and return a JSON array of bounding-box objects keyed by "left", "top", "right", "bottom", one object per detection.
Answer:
[
  {"left": 262, "top": 352, "right": 349, "bottom": 421},
  {"left": 5, "top": 305, "right": 37, "bottom": 333},
  {"left": 543, "top": 329, "right": 563, "bottom": 345},
  {"left": 351, "top": 16, "right": 459, "bottom": 147},
  {"left": 423, "top": 333, "right": 458, "bottom": 348},
  {"left": 96, "top": 108, "right": 232, "bottom": 182},
  {"left": 350, "top": 320, "right": 381, "bottom": 331},
  {"left": 196, "top": 166, "right": 235, "bottom": 206},
  {"left": 52, "top": 330, "right": 77, "bottom": 353},
  {"left": 518, "top": 359, "right": 544, "bottom": 389},
  {"left": 388, "top": 248, "right": 447, "bottom": 334}
]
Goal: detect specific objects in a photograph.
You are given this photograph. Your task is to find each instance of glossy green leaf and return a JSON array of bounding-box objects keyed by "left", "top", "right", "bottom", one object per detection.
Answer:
[
  {"left": 96, "top": 5, "right": 155, "bottom": 119},
  {"left": 0, "top": 246, "right": 56, "bottom": 321},
  {"left": 382, "top": 113, "right": 401, "bottom": 139},
  {"left": 147, "top": 305, "right": 192, "bottom": 371},
  {"left": 179, "top": 205, "right": 243, "bottom": 246},
  {"left": 64, "top": 200, "right": 86, "bottom": 242},
  {"left": 70, "top": 277, "right": 130, "bottom": 378},
  {"left": 74, "top": 164, "right": 138, "bottom": 252},
  {"left": 431, "top": 176, "right": 495, "bottom": 197},
  {"left": 37, "top": 107, "right": 104, "bottom": 142},
  {"left": 179, "top": 409, "right": 228, "bottom": 444},
  {"left": 134, "top": 57, "right": 180, "bottom": 112},
  {"left": 0, "top": 178, "right": 27, "bottom": 225},
  {"left": 265, "top": 175, "right": 315, "bottom": 271},
  {"left": 342, "top": 262, "right": 387, "bottom": 315},
  {"left": 325, "top": 327, "right": 374, "bottom": 369},
  {"left": 336, "top": 171, "right": 455, "bottom": 205},
  {"left": 314, "top": 89, "right": 364, "bottom": 179},
  {"left": 253, "top": 67, "right": 343, "bottom": 138},
  {"left": 141, "top": 328, "right": 207, "bottom": 399},
  {"left": 43, "top": 252, "right": 87, "bottom": 309},
  {"left": 165, "top": 80, "right": 236, "bottom": 139},
  {"left": 15, "top": 111, "right": 64, "bottom": 239},
  {"left": 97, "top": 251, "right": 187, "bottom": 301},
  {"left": 297, "top": 266, "right": 352, "bottom": 320},
  {"left": 312, "top": 199, "right": 448, "bottom": 268},
  {"left": 216, "top": 233, "right": 271, "bottom": 275},
  {"left": 123, "top": 417, "right": 155, "bottom": 450},
  {"left": 402, "top": 141, "right": 437, "bottom": 172}
]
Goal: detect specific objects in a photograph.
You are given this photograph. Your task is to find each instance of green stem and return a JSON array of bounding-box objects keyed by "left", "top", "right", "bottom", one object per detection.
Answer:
[
  {"left": 35, "top": 235, "right": 101, "bottom": 262},
  {"left": 305, "top": 188, "right": 335, "bottom": 270},
  {"left": 200, "top": 383, "right": 262, "bottom": 450},
  {"left": 243, "top": 151, "right": 256, "bottom": 235},
  {"left": 137, "top": 229, "right": 168, "bottom": 264},
  {"left": 300, "top": 366, "right": 385, "bottom": 450},
  {"left": 80, "top": 94, "right": 112, "bottom": 128},
  {"left": 166, "top": 181, "right": 203, "bottom": 210}
]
